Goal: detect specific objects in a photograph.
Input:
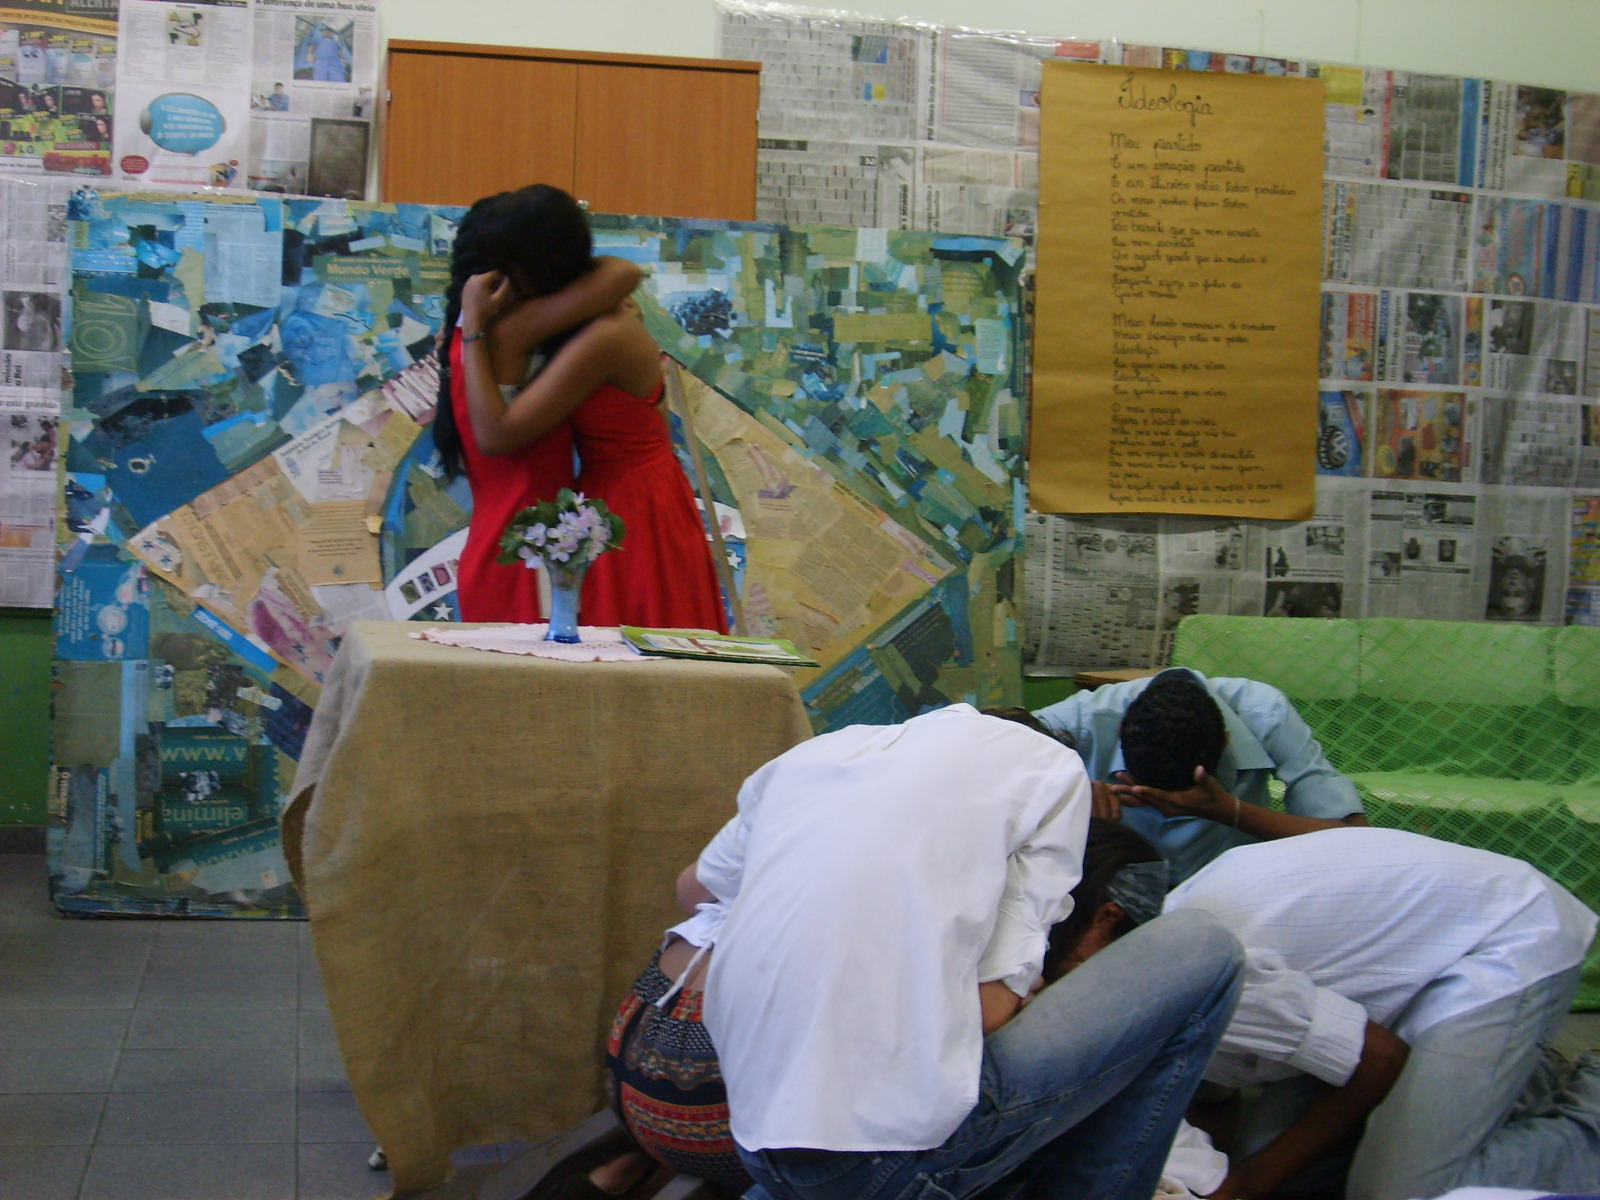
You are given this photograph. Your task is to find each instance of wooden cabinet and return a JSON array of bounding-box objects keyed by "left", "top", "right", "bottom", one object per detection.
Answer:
[{"left": 382, "top": 41, "right": 759, "bottom": 220}]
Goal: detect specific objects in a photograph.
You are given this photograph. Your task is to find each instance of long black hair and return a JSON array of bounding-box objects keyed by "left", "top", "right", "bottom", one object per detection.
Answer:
[{"left": 433, "top": 184, "right": 595, "bottom": 479}]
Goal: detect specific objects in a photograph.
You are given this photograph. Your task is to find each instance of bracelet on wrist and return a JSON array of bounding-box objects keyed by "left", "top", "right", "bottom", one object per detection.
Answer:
[{"left": 460, "top": 330, "right": 486, "bottom": 343}]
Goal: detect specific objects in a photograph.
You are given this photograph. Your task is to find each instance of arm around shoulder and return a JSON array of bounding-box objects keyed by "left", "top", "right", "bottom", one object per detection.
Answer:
[{"left": 490, "top": 256, "right": 642, "bottom": 356}]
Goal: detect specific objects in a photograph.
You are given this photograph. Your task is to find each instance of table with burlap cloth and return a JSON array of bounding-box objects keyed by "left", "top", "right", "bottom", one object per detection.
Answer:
[{"left": 281, "top": 620, "right": 812, "bottom": 1195}]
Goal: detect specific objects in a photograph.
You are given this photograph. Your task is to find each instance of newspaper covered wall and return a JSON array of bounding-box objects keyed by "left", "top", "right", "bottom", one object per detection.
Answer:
[
  {"left": 717, "top": 0, "right": 1600, "bottom": 669},
  {"left": 0, "top": 0, "right": 379, "bottom": 607}
]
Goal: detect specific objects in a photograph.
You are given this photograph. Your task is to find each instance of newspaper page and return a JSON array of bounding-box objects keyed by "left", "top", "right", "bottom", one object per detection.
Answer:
[
  {"left": 1022, "top": 512, "right": 1161, "bottom": 672},
  {"left": 246, "top": 0, "right": 377, "bottom": 197},
  {"left": 0, "top": 174, "right": 67, "bottom": 606},
  {"left": 1359, "top": 484, "right": 1478, "bottom": 619},
  {"left": 1475, "top": 485, "right": 1571, "bottom": 624},
  {"left": 107, "top": 0, "right": 376, "bottom": 196},
  {"left": 725, "top": 3, "right": 1097, "bottom": 237},
  {"left": 719, "top": 0, "right": 929, "bottom": 143},
  {"left": 0, "top": 0, "right": 118, "bottom": 179},
  {"left": 111, "top": 0, "right": 251, "bottom": 189}
]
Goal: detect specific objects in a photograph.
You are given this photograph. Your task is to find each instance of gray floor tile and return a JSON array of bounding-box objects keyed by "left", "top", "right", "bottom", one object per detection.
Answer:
[
  {"left": 0, "top": 1008, "right": 130, "bottom": 1049},
  {"left": 5, "top": 921, "right": 157, "bottom": 950},
  {"left": 298, "top": 1009, "right": 339, "bottom": 1048},
  {"left": 0, "top": 972, "right": 140, "bottom": 1010},
  {"left": 151, "top": 921, "right": 299, "bottom": 957},
  {"left": 98, "top": 1089, "right": 294, "bottom": 1144},
  {"left": 295, "top": 1142, "right": 391, "bottom": 1200},
  {"left": 296, "top": 1089, "right": 374, "bottom": 1144},
  {"left": 296, "top": 1043, "right": 353, "bottom": 1092},
  {"left": 125, "top": 1008, "right": 297, "bottom": 1051},
  {"left": 111, "top": 1048, "right": 296, "bottom": 1093},
  {"left": 298, "top": 965, "right": 328, "bottom": 1010},
  {"left": 134, "top": 970, "right": 297, "bottom": 1011},
  {"left": 0, "top": 1094, "right": 105, "bottom": 1144},
  {"left": 0, "top": 1046, "right": 118, "bottom": 1093},
  {"left": 1, "top": 936, "right": 152, "bottom": 975},
  {"left": 79, "top": 1142, "right": 295, "bottom": 1200},
  {"left": 147, "top": 938, "right": 299, "bottom": 972},
  {"left": 0, "top": 1144, "right": 91, "bottom": 1200}
]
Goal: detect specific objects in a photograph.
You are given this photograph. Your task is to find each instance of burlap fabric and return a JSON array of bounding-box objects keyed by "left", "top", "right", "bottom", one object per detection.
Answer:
[{"left": 282, "top": 621, "right": 812, "bottom": 1195}]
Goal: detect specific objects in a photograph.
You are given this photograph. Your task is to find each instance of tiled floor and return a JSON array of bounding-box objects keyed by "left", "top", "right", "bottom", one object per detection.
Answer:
[
  {"left": 0, "top": 853, "right": 518, "bottom": 1200},
  {"left": 3, "top": 851, "right": 1598, "bottom": 1200}
]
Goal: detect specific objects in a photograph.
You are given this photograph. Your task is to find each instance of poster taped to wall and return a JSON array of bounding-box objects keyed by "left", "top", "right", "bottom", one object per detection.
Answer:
[{"left": 719, "top": 0, "right": 1600, "bottom": 666}]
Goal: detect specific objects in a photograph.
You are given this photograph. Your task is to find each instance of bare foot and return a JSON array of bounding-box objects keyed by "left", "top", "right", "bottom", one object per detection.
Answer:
[{"left": 588, "top": 1150, "right": 654, "bottom": 1195}]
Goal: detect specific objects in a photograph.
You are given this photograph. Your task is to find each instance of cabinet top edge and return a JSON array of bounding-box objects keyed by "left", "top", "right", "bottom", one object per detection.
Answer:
[{"left": 387, "top": 40, "right": 761, "bottom": 75}]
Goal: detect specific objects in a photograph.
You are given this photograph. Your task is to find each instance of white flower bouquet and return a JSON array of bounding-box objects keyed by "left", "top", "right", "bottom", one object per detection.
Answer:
[{"left": 497, "top": 488, "right": 626, "bottom": 573}]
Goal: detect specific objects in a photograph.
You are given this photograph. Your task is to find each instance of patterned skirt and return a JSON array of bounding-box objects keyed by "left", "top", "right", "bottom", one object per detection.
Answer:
[{"left": 604, "top": 954, "right": 751, "bottom": 1192}]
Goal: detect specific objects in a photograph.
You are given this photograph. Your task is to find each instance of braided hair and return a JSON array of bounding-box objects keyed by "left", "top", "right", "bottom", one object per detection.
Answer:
[
  {"left": 1119, "top": 669, "right": 1226, "bottom": 792},
  {"left": 433, "top": 184, "right": 595, "bottom": 479}
]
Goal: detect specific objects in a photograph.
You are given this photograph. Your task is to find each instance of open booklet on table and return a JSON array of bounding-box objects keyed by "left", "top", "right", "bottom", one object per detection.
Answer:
[{"left": 620, "top": 627, "right": 821, "bottom": 667}]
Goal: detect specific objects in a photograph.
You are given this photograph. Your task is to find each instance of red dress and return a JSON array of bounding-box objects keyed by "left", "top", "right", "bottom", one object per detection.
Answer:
[
  {"left": 573, "top": 381, "right": 728, "bottom": 632},
  {"left": 449, "top": 338, "right": 576, "bottom": 622}
]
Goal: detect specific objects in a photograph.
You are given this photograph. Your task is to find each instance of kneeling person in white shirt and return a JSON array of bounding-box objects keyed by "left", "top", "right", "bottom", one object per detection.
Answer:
[
  {"left": 697, "top": 703, "right": 1245, "bottom": 1200},
  {"left": 1050, "top": 825, "right": 1599, "bottom": 1200}
]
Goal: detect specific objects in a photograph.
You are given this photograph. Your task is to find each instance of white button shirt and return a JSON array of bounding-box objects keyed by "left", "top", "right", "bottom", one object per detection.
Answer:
[
  {"left": 1165, "top": 828, "right": 1598, "bottom": 1088},
  {"left": 699, "top": 704, "right": 1091, "bottom": 1152}
]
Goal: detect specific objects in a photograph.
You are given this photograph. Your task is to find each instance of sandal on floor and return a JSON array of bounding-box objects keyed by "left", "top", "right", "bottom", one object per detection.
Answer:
[{"left": 479, "top": 1109, "right": 632, "bottom": 1200}]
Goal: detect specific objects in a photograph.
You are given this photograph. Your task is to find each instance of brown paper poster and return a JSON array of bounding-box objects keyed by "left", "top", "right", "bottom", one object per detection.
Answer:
[{"left": 1035, "top": 63, "right": 1324, "bottom": 517}]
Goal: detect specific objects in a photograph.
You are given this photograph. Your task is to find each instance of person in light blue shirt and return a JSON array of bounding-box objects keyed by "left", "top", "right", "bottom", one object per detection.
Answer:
[{"left": 1033, "top": 668, "right": 1367, "bottom": 885}]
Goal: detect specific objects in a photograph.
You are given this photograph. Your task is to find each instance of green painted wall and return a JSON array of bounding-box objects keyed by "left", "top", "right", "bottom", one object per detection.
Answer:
[{"left": 0, "top": 609, "right": 50, "bottom": 825}]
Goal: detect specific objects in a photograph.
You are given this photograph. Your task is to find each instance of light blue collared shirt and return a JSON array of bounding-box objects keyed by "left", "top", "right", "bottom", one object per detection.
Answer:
[{"left": 1033, "top": 669, "right": 1364, "bottom": 885}]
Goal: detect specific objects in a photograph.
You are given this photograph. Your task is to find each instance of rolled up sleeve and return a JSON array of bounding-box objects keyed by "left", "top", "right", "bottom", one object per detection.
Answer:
[
  {"left": 1206, "top": 947, "right": 1368, "bottom": 1087},
  {"left": 975, "top": 756, "right": 1092, "bottom": 996}
]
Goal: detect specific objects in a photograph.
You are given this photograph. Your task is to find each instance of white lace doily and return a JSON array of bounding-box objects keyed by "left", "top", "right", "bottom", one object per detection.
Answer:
[{"left": 410, "top": 624, "right": 656, "bottom": 663}]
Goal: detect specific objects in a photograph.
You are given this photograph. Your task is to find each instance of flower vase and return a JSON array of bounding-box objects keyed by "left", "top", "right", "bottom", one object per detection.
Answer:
[{"left": 544, "top": 561, "right": 589, "bottom": 644}]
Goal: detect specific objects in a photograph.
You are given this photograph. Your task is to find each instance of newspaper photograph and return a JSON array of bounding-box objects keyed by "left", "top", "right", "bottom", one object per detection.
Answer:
[
  {"left": 247, "top": 0, "right": 377, "bottom": 198},
  {"left": 0, "top": 1, "right": 118, "bottom": 178},
  {"left": 1476, "top": 486, "right": 1571, "bottom": 623}
]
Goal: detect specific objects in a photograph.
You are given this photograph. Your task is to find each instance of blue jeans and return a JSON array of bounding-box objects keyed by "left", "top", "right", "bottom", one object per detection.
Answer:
[
  {"left": 740, "top": 909, "right": 1244, "bottom": 1200},
  {"left": 1231, "top": 965, "right": 1599, "bottom": 1200}
]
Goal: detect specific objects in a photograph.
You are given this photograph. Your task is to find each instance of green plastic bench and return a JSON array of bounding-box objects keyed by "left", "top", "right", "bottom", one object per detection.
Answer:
[{"left": 1172, "top": 615, "right": 1600, "bottom": 1010}]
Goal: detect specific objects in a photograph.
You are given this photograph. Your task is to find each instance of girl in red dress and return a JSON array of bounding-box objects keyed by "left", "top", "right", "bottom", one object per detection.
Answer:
[
  {"left": 452, "top": 186, "right": 727, "bottom": 633},
  {"left": 434, "top": 185, "right": 640, "bottom": 622}
]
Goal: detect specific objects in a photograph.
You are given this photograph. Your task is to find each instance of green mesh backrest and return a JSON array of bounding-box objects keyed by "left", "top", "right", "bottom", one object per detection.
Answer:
[
  {"left": 1554, "top": 627, "right": 1600, "bottom": 708},
  {"left": 1359, "top": 619, "right": 1549, "bottom": 705},
  {"left": 1553, "top": 627, "right": 1600, "bottom": 787},
  {"left": 1172, "top": 614, "right": 1600, "bottom": 1010},
  {"left": 1170, "top": 615, "right": 1360, "bottom": 699}
]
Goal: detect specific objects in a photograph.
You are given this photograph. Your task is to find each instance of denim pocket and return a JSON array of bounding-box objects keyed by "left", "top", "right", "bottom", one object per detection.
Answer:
[{"left": 761, "top": 1147, "right": 883, "bottom": 1190}]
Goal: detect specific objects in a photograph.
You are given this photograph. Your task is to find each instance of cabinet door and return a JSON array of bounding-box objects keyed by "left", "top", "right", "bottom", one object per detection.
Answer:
[
  {"left": 384, "top": 51, "right": 580, "bottom": 205},
  {"left": 572, "top": 62, "right": 757, "bottom": 221}
]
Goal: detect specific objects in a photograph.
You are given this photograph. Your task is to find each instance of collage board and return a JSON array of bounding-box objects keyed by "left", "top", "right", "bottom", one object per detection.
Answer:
[{"left": 51, "top": 191, "right": 1025, "bottom": 914}]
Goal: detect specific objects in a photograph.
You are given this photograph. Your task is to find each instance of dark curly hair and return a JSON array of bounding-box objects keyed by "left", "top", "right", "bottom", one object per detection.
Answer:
[
  {"left": 1046, "top": 819, "right": 1165, "bottom": 976},
  {"left": 1119, "top": 669, "right": 1225, "bottom": 792}
]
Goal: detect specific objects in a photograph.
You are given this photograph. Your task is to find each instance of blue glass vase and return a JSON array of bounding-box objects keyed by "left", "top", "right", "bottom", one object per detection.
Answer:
[{"left": 544, "top": 560, "right": 589, "bottom": 644}]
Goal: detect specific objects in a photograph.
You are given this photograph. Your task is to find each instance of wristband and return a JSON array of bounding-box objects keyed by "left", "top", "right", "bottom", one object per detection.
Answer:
[{"left": 460, "top": 331, "right": 486, "bottom": 343}]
